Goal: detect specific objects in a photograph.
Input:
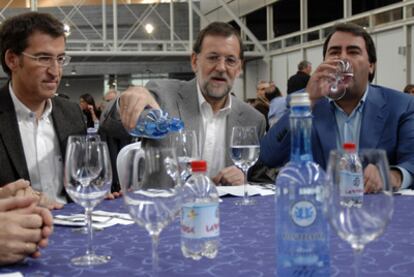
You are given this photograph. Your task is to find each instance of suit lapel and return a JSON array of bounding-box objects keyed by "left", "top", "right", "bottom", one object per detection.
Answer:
[
  {"left": 51, "top": 99, "right": 69, "bottom": 157},
  {"left": 0, "top": 85, "right": 30, "bottom": 180},
  {"left": 313, "top": 98, "right": 337, "bottom": 167},
  {"left": 176, "top": 79, "right": 202, "bottom": 136},
  {"left": 225, "top": 98, "right": 244, "bottom": 165},
  {"left": 359, "top": 86, "right": 387, "bottom": 149}
]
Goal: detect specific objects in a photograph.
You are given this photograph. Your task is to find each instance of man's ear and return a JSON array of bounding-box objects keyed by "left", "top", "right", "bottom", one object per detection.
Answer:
[
  {"left": 4, "top": 49, "right": 19, "bottom": 71},
  {"left": 191, "top": 52, "right": 198, "bottom": 73}
]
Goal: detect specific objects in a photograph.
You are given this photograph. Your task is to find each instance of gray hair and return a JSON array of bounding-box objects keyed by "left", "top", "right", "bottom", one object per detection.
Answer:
[{"left": 298, "top": 60, "right": 311, "bottom": 71}]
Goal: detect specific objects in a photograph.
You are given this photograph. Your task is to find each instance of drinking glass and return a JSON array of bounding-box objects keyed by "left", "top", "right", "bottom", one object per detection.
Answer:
[
  {"left": 324, "top": 149, "right": 394, "bottom": 277},
  {"left": 328, "top": 59, "right": 354, "bottom": 100},
  {"left": 120, "top": 147, "right": 182, "bottom": 275},
  {"left": 67, "top": 134, "right": 102, "bottom": 234},
  {"left": 229, "top": 126, "right": 260, "bottom": 206},
  {"left": 170, "top": 130, "right": 199, "bottom": 183},
  {"left": 64, "top": 135, "right": 112, "bottom": 266}
]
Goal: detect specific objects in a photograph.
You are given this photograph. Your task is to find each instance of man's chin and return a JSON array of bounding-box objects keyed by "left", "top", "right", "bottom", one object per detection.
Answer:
[{"left": 205, "top": 86, "right": 231, "bottom": 100}]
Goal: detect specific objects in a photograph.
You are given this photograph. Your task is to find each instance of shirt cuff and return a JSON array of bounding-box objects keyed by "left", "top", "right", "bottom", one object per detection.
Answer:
[{"left": 392, "top": 166, "right": 413, "bottom": 190}]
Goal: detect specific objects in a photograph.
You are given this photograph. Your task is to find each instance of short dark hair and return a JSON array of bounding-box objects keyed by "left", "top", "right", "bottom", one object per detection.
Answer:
[
  {"left": 323, "top": 22, "right": 377, "bottom": 82},
  {"left": 193, "top": 21, "right": 244, "bottom": 61},
  {"left": 403, "top": 84, "right": 414, "bottom": 94},
  {"left": 0, "top": 12, "right": 65, "bottom": 76},
  {"left": 265, "top": 86, "right": 282, "bottom": 101},
  {"left": 298, "top": 60, "right": 311, "bottom": 71}
]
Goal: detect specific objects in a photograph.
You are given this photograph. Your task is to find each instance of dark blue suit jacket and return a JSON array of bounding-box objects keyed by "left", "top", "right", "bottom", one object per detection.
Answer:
[{"left": 260, "top": 85, "right": 414, "bottom": 182}]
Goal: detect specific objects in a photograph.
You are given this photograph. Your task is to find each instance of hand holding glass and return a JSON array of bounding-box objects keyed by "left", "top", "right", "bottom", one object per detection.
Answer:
[
  {"left": 328, "top": 59, "right": 354, "bottom": 100},
  {"left": 230, "top": 126, "right": 260, "bottom": 206},
  {"left": 324, "top": 149, "right": 394, "bottom": 277},
  {"left": 64, "top": 136, "right": 112, "bottom": 266}
]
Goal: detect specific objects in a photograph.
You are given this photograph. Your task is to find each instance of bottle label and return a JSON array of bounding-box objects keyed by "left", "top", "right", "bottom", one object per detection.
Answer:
[
  {"left": 181, "top": 202, "right": 219, "bottom": 239},
  {"left": 339, "top": 170, "right": 364, "bottom": 207},
  {"left": 290, "top": 200, "right": 317, "bottom": 227}
]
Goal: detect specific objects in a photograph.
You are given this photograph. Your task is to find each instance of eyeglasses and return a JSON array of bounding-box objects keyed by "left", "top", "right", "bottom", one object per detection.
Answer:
[
  {"left": 21, "top": 52, "right": 71, "bottom": 67},
  {"left": 202, "top": 54, "right": 240, "bottom": 68}
]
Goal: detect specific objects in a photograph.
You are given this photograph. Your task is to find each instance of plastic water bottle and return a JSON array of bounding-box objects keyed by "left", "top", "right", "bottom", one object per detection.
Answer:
[
  {"left": 275, "top": 93, "right": 330, "bottom": 276},
  {"left": 181, "top": 160, "right": 219, "bottom": 260},
  {"left": 339, "top": 142, "right": 364, "bottom": 208},
  {"left": 128, "top": 108, "right": 184, "bottom": 139}
]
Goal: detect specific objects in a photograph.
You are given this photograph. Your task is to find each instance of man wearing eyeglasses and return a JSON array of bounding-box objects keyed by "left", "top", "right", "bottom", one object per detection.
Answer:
[
  {"left": 101, "top": 22, "right": 268, "bottom": 186},
  {"left": 0, "top": 12, "right": 86, "bottom": 208}
]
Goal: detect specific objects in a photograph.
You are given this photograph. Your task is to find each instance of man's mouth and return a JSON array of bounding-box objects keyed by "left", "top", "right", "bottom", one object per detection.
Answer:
[{"left": 211, "top": 76, "right": 227, "bottom": 82}]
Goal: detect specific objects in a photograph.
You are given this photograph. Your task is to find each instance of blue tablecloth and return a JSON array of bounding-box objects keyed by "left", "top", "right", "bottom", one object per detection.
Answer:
[{"left": 1, "top": 195, "right": 413, "bottom": 276}]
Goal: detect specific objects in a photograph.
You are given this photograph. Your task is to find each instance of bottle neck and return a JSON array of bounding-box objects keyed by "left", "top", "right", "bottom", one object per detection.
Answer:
[{"left": 290, "top": 105, "right": 313, "bottom": 163}]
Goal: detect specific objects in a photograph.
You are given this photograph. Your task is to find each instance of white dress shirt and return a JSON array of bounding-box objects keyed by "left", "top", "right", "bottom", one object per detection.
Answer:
[
  {"left": 196, "top": 83, "right": 232, "bottom": 178},
  {"left": 9, "top": 84, "right": 66, "bottom": 204}
]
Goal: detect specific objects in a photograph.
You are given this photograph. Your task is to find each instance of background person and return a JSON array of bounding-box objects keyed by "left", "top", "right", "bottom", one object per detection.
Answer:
[
  {"left": 79, "top": 93, "right": 100, "bottom": 128},
  {"left": 287, "top": 60, "right": 312, "bottom": 94}
]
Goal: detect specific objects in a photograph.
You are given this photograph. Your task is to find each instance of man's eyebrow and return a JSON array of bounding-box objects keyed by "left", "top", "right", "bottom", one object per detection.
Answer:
[
  {"left": 346, "top": 45, "right": 362, "bottom": 51},
  {"left": 31, "top": 52, "right": 66, "bottom": 56},
  {"left": 327, "top": 45, "right": 362, "bottom": 52}
]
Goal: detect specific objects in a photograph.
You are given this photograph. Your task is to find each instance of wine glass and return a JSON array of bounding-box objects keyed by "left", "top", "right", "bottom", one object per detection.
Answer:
[
  {"left": 67, "top": 134, "right": 102, "bottom": 234},
  {"left": 170, "top": 130, "right": 200, "bottom": 183},
  {"left": 64, "top": 135, "right": 112, "bottom": 266},
  {"left": 120, "top": 146, "right": 182, "bottom": 275},
  {"left": 328, "top": 59, "right": 354, "bottom": 100},
  {"left": 324, "top": 149, "right": 394, "bottom": 277},
  {"left": 229, "top": 126, "right": 260, "bottom": 206}
]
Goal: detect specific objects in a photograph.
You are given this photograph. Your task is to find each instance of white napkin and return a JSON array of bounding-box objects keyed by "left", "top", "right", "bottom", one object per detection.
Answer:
[
  {"left": 217, "top": 184, "right": 275, "bottom": 197},
  {"left": 395, "top": 189, "right": 414, "bottom": 196},
  {"left": 0, "top": 273, "right": 24, "bottom": 277},
  {"left": 54, "top": 210, "right": 134, "bottom": 229}
]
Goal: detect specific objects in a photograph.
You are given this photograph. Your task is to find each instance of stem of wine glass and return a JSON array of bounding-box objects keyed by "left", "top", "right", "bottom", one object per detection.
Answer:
[
  {"left": 151, "top": 234, "right": 160, "bottom": 276},
  {"left": 85, "top": 207, "right": 94, "bottom": 256},
  {"left": 353, "top": 247, "right": 364, "bottom": 277},
  {"left": 243, "top": 167, "right": 249, "bottom": 203}
]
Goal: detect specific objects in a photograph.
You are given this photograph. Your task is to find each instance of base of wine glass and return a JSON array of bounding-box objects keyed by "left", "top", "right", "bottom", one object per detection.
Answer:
[
  {"left": 72, "top": 226, "right": 103, "bottom": 234},
  {"left": 235, "top": 198, "right": 256, "bottom": 206},
  {"left": 71, "top": 254, "right": 111, "bottom": 266}
]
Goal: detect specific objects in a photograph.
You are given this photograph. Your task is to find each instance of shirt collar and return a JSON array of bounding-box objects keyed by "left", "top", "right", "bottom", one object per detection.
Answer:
[
  {"left": 9, "top": 82, "right": 53, "bottom": 120},
  {"left": 196, "top": 81, "right": 232, "bottom": 115},
  {"left": 329, "top": 85, "right": 369, "bottom": 114}
]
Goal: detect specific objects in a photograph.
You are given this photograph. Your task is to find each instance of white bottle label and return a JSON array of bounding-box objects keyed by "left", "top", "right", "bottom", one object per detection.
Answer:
[
  {"left": 339, "top": 170, "right": 364, "bottom": 208},
  {"left": 181, "top": 202, "right": 219, "bottom": 239}
]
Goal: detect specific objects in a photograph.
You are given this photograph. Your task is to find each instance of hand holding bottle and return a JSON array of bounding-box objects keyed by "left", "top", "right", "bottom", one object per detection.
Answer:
[{"left": 118, "top": 86, "right": 161, "bottom": 131}]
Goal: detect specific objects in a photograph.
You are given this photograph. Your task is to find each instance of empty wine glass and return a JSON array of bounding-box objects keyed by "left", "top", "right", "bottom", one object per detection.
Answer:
[
  {"left": 120, "top": 146, "right": 182, "bottom": 275},
  {"left": 328, "top": 59, "right": 354, "bottom": 100},
  {"left": 64, "top": 135, "right": 112, "bottom": 266},
  {"left": 230, "top": 126, "right": 260, "bottom": 206},
  {"left": 170, "top": 130, "right": 200, "bottom": 183},
  {"left": 324, "top": 149, "right": 394, "bottom": 277},
  {"left": 67, "top": 134, "right": 102, "bottom": 234}
]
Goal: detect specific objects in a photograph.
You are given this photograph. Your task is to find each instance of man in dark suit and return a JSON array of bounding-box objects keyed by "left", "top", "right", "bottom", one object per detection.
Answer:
[
  {"left": 0, "top": 12, "right": 86, "bottom": 208},
  {"left": 260, "top": 23, "right": 414, "bottom": 191},
  {"left": 102, "top": 22, "right": 267, "bottom": 186},
  {"left": 287, "top": 60, "right": 312, "bottom": 94}
]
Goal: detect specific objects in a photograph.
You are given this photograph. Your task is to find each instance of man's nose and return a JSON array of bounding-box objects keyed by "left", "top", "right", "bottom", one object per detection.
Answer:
[
  {"left": 47, "top": 61, "right": 60, "bottom": 75},
  {"left": 214, "top": 57, "right": 226, "bottom": 71}
]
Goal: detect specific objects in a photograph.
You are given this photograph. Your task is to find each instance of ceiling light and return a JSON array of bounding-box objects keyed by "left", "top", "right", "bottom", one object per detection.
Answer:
[
  {"left": 145, "top": 23, "right": 154, "bottom": 34},
  {"left": 63, "top": 23, "right": 71, "bottom": 37}
]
